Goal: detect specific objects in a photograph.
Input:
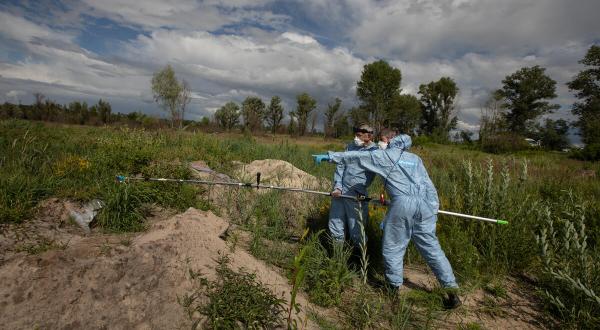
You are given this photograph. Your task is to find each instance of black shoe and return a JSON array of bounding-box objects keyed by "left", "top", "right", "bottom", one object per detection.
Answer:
[{"left": 443, "top": 292, "right": 462, "bottom": 309}]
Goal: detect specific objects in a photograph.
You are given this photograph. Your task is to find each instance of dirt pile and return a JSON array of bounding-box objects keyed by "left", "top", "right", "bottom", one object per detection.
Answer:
[
  {"left": 235, "top": 159, "right": 322, "bottom": 189},
  {"left": 0, "top": 208, "right": 318, "bottom": 329},
  {"left": 190, "top": 159, "right": 327, "bottom": 231}
]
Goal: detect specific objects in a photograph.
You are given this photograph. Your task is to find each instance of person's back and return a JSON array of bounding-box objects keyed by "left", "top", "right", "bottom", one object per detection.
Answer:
[{"left": 377, "top": 136, "right": 439, "bottom": 219}]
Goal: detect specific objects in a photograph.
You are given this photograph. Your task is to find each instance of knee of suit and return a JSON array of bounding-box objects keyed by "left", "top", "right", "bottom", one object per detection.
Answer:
[{"left": 413, "top": 234, "right": 444, "bottom": 258}]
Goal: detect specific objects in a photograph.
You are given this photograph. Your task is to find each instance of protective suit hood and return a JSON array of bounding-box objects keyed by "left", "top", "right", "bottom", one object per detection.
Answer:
[{"left": 388, "top": 134, "right": 412, "bottom": 151}]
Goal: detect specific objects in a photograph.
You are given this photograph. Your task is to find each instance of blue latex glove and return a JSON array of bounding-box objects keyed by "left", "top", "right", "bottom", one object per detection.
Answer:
[
  {"left": 312, "top": 154, "right": 330, "bottom": 164},
  {"left": 380, "top": 220, "right": 385, "bottom": 230}
]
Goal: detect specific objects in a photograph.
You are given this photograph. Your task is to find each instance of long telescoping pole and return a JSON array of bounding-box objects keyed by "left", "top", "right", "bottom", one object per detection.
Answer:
[{"left": 115, "top": 175, "right": 508, "bottom": 225}]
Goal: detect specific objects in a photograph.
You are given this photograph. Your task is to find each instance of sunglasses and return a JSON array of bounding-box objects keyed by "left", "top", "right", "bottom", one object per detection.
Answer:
[{"left": 354, "top": 127, "right": 374, "bottom": 134}]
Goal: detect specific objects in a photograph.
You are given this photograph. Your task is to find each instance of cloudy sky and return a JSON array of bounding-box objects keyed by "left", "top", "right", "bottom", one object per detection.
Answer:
[{"left": 1, "top": 0, "right": 598, "bottom": 136}]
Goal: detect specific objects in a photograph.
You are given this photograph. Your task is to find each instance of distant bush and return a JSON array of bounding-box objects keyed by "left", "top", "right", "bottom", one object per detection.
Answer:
[
  {"left": 571, "top": 143, "right": 600, "bottom": 161},
  {"left": 481, "top": 133, "right": 530, "bottom": 153},
  {"left": 411, "top": 135, "right": 433, "bottom": 147}
]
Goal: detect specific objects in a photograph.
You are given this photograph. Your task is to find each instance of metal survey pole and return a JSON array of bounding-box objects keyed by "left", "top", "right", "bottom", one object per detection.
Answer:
[{"left": 116, "top": 175, "right": 508, "bottom": 225}]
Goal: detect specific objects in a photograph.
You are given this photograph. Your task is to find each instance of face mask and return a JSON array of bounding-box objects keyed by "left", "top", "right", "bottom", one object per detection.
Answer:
[
  {"left": 378, "top": 141, "right": 388, "bottom": 150},
  {"left": 354, "top": 136, "right": 365, "bottom": 146}
]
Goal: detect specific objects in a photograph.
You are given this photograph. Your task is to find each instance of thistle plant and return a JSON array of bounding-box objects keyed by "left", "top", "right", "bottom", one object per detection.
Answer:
[
  {"left": 535, "top": 192, "right": 600, "bottom": 328},
  {"left": 483, "top": 158, "right": 495, "bottom": 215},
  {"left": 519, "top": 159, "right": 528, "bottom": 185},
  {"left": 462, "top": 160, "right": 475, "bottom": 213}
]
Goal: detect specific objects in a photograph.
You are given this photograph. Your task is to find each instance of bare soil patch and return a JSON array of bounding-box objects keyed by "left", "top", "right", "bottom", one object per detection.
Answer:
[
  {"left": 0, "top": 208, "right": 319, "bottom": 329},
  {"left": 402, "top": 264, "right": 554, "bottom": 329}
]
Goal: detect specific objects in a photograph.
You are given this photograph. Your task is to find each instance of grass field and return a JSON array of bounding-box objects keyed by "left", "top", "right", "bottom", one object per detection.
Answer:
[{"left": 1, "top": 119, "right": 599, "bottom": 328}]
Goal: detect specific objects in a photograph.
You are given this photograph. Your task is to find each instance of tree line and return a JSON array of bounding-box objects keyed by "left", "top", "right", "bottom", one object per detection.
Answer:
[
  {"left": 2, "top": 45, "right": 598, "bottom": 158},
  {"left": 0, "top": 96, "right": 211, "bottom": 130},
  {"left": 202, "top": 45, "right": 598, "bottom": 158}
]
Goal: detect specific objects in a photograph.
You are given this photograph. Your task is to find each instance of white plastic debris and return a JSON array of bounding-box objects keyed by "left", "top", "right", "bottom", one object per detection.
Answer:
[{"left": 69, "top": 199, "right": 104, "bottom": 233}]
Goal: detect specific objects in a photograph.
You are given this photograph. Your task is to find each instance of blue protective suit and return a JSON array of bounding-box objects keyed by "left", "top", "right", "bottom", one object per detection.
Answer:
[
  {"left": 329, "top": 141, "right": 378, "bottom": 247},
  {"left": 328, "top": 135, "right": 458, "bottom": 288}
]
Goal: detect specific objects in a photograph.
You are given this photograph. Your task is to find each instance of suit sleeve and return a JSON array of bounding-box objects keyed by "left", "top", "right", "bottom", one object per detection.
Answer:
[
  {"left": 332, "top": 146, "right": 348, "bottom": 191},
  {"left": 328, "top": 149, "right": 392, "bottom": 178},
  {"left": 417, "top": 158, "right": 439, "bottom": 212}
]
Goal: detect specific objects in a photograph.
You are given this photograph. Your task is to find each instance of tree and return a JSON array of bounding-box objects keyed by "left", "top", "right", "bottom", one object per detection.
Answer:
[
  {"left": 388, "top": 94, "right": 421, "bottom": 134},
  {"left": 496, "top": 65, "right": 559, "bottom": 135},
  {"left": 310, "top": 110, "right": 319, "bottom": 134},
  {"left": 356, "top": 60, "right": 402, "bottom": 131},
  {"left": 214, "top": 102, "right": 240, "bottom": 131},
  {"left": 265, "top": 96, "right": 284, "bottom": 134},
  {"left": 419, "top": 77, "right": 459, "bottom": 141},
  {"left": 32, "top": 92, "right": 45, "bottom": 120},
  {"left": 567, "top": 45, "right": 600, "bottom": 147},
  {"left": 478, "top": 91, "right": 506, "bottom": 144},
  {"left": 460, "top": 130, "right": 474, "bottom": 144},
  {"left": 291, "top": 93, "right": 316, "bottom": 136},
  {"left": 241, "top": 96, "right": 266, "bottom": 132},
  {"left": 93, "top": 99, "right": 112, "bottom": 124},
  {"left": 287, "top": 116, "right": 297, "bottom": 135},
  {"left": 333, "top": 113, "right": 351, "bottom": 138},
  {"left": 349, "top": 106, "right": 369, "bottom": 128},
  {"left": 151, "top": 65, "right": 190, "bottom": 128},
  {"left": 533, "top": 118, "right": 569, "bottom": 150},
  {"left": 324, "top": 98, "right": 342, "bottom": 138},
  {"left": 67, "top": 101, "right": 89, "bottom": 125},
  {"left": 179, "top": 80, "right": 191, "bottom": 128}
]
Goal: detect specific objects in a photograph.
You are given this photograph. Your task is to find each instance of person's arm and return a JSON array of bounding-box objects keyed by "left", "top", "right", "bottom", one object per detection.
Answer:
[
  {"left": 417, "top": 158, "right": 439, "bottom": 212},
  {"left": 332, "top": 145, "right": 349, "bottom": 192},
  {"left": 328, "top": 149, "right": 392, "bottom": 177}
]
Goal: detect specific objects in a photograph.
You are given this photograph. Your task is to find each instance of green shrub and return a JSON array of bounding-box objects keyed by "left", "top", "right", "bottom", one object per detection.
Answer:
[
  {"left": 97, "top": 182, "right": 145, "bottom": 232},
  {"left": 481, "top": 133, "right": 530, "bottom": 154},
  {"left": 181, "top": 255, "right": 286, "bottom": 329},
  {"left": 571, "top": 143, "right": 600, "bottom": 161},
  {"left": 137, "top": 162, "right": 205, "bottom": 211},
  {"left": 411, "top": 135, "right": 433, "bottom": 147},
  {"left": 299, "top": 233, "right": 355, "bottom": 307},
  {"left": 341, "top": 287, "right": 385, "bottom": 329},
  {"left": 0, "top": 173, "right": 51, "bottom": 223}
]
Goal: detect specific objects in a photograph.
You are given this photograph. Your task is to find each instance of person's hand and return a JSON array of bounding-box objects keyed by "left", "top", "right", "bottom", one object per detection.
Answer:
[
  {"left": 331, "top": 189, "right": 342, "bottom": 197},
  {"left": 312, "top": 154, "right": 330, "bottom": 164}
]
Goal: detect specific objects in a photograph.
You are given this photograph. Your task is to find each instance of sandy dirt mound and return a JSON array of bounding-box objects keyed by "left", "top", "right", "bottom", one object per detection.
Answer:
[
  {"left": 0, "top": 208, "right": 318, "bottom": 329},
  {"left": 190, "top": 159, "right": 327, "bottom": 234},
  {"left": 235, "top": 159, "right": 322, "bottom": 189}
]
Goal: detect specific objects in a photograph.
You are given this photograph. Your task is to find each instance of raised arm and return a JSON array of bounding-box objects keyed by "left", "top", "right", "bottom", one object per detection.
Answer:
[{"left": 328, "top": 149, "right": 394, "bottom": 178}]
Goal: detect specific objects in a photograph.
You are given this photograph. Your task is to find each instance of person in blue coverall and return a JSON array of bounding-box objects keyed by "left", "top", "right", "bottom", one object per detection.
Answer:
[
  {"left": 329, "top": 124, "right": 378, "bottom": 247},
  {"left": 314, "top": 133, "right": 462, "bottom": 309}
]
